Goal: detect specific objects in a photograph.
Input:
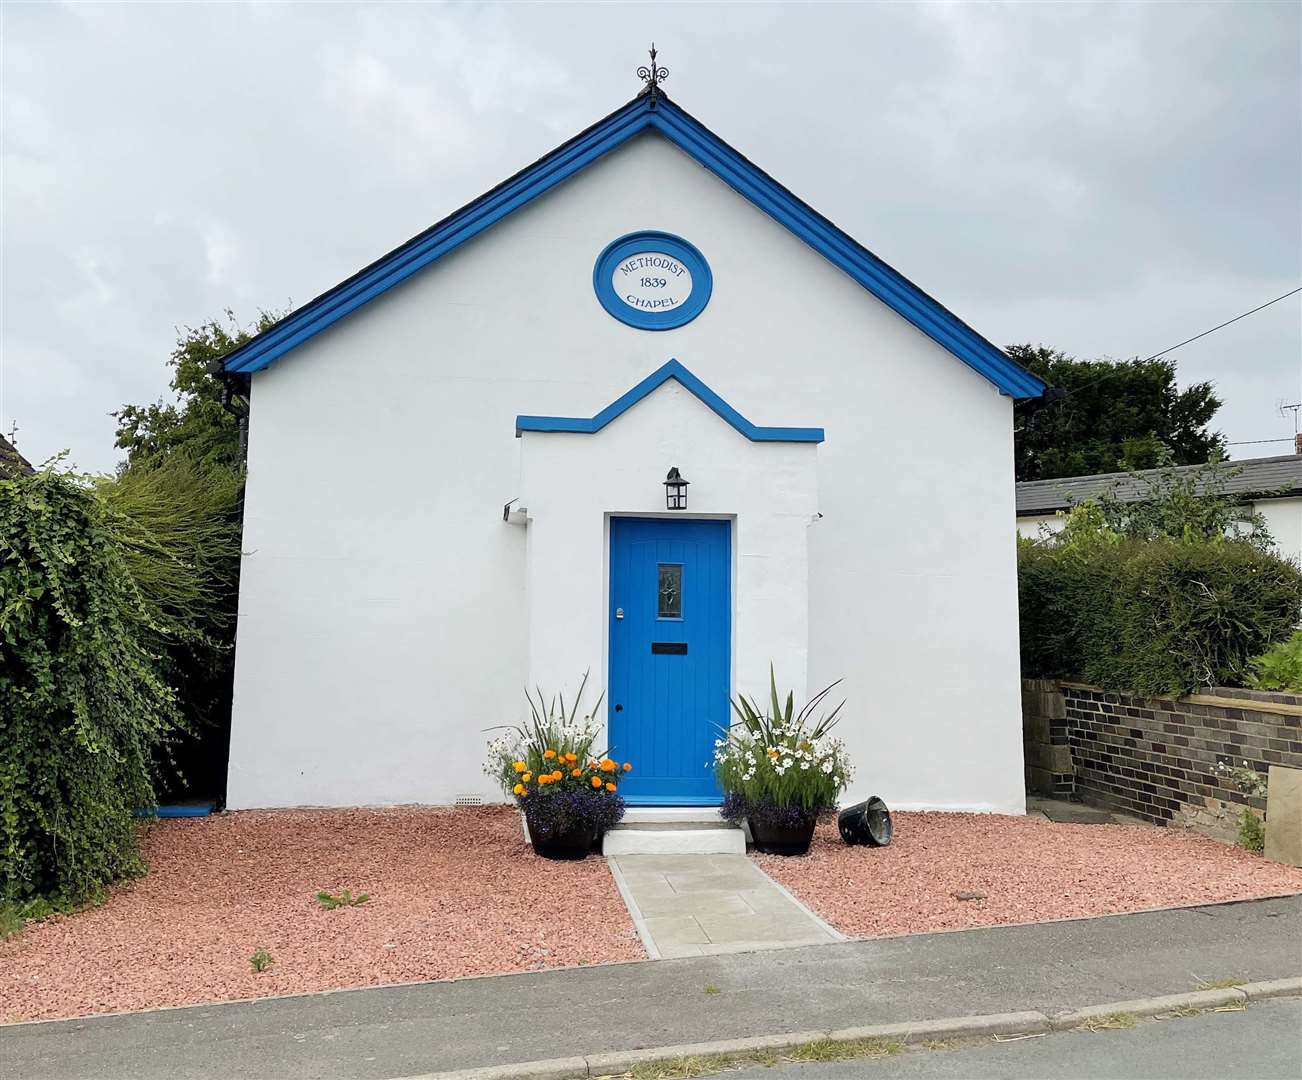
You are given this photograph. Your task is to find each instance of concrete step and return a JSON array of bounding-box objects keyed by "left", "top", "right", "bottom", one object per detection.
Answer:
[
  {"left": 622, "top": 806, "right": 725, "bottom": 825},
  {"left": 603, "top": 820, "right": 746, "bottom": 855}
]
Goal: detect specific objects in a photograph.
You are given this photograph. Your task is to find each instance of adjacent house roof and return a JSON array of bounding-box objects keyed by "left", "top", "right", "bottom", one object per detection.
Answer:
[
  {"left": 1015, "top": 455, "right": 1302, "bottom": 516},
  {"left": 220, "top": 91, "right": 1045, "bottom": 401},
  {"left": 0, "top": 434, "right": 34, "bottom": 478},
  {"left": 516, "top": 359, "right": 824, "bottom": 443}
]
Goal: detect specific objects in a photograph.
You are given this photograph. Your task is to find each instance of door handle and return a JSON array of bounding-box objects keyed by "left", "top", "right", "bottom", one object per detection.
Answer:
[{"left": 614, "top": 704, "right": 623, "bottom": 712}]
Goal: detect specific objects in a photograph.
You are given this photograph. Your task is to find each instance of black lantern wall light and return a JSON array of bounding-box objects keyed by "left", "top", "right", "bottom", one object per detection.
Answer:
[{"left": 664, "top": 467, "right": 689, "bottom": 510}]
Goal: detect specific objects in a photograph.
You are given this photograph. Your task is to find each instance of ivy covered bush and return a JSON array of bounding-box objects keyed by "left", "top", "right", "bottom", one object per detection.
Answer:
[
  {"left": 1019, "top": 465, "right": 1302, "bottom": 696},
  {"left": 1, "top": 468, "right": 203, "bottom": 904}
]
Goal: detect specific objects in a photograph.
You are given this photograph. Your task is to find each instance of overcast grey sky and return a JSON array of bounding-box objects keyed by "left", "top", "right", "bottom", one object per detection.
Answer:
[{"left": 3, "top": 2, "right": 1299, "bottom": 474}]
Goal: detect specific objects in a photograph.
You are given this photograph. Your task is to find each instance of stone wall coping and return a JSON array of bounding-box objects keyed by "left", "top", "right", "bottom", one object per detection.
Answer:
[{"left": 1045, "top": 680, "right": 1302, "bottom": 719}]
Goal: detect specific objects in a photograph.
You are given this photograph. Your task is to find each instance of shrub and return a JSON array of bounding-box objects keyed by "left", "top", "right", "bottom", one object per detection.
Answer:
[
  {"left": 715, "top": 667, "right": 853, "bottom": 824},
  {"left": 1248, "top": 630, "right": 1302, "bottom": 692},
  {"left": 1080, "top": 457, "right": 1274, "bottom": 551},
  {"left": 1, "top": 470, "right": 183, "bottom": 904},
  {"left": 1019, "top": 512, "right": 1302, "bottom": 696}
]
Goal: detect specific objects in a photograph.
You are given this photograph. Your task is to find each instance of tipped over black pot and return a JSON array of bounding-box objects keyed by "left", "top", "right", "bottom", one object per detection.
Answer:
[{"left": 838, "top": 797, "right": 893, "bottom": 847}]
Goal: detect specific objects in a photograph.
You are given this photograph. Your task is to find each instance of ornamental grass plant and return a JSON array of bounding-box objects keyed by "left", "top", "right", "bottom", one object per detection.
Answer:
[
  {"left": 484, "top": 672, "right": 629, "bottom": 840},
  {"left": 715, "top": 667, "right": 853, "bottom": 827}
]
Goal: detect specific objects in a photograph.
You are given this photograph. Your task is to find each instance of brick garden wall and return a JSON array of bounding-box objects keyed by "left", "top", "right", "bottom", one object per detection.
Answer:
[{"left": 1022, "top": 680, "right": 1302, "bottom": 843}]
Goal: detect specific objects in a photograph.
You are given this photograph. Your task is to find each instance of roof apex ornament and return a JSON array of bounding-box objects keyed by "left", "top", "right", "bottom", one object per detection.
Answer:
[{"left": 637, "top": 43, "right": 668, "bottom": 103}]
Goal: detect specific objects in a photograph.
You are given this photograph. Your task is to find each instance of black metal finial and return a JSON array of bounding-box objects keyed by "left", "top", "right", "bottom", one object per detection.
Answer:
[{"left": 637, "top": 43, "right": 668, "bottom": 102}]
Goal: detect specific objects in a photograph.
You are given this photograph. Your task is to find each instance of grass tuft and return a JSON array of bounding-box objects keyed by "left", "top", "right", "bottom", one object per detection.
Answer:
[
  {"left": 702, "top": 984, "right": 721, "bottom": 995},
  {"left": 0, "top": 893, "right": 95, "bottom": 941},
  {"left": 788, "top": 1037, "right": 903, "bottom": 1063},
  {"left": 625, "top": 1036, "right": 904, "bottom": 1078},
  {"left": 629, "top": 1056, "right": 711, "bottom": 1079},
  {"left": 0, "top": 904, "right": 23, "bottom": 941},
  {"left": 1081, "top": 1011, "right": 1138, "bottom": 1031},
  {"left": 1193, "top": 976, "right": 1246, "bottom": 990}
]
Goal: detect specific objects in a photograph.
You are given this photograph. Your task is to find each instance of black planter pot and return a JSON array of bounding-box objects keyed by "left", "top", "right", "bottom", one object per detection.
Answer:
[
  {"left": 529, "top": 821, "right": 598, "bottom": 860},
  {"left": 837, "top": 797, "right": 893, "bottom": 847},
  {"left": 748, "top": 815, "right": 817, "bottom": 856}
]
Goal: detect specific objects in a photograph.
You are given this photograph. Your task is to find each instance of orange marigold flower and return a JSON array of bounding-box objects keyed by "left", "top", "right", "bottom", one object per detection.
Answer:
[
  {"left": 591, "top": 776, "right": 602, "bottom": 789},
  {"left": 564, "top": 752, "right": 577, "bottom": 763},
  {"left": 600, "top": 759, "right": 616, "bottom": 772},
  {"left": 622, "top": 763, "right": 632, "bottom": 772},
  {"left": 512, "top": 761, "right": 526, "bottom": 773},
  {"left": 571, "top": 768, "right": 582, "bottom": 778},
  {"left": 553, "top": 771, "right": 564, "bottom": 782},
  {"left": 605, "top": 782, "right": 617, "bottom": 793},
  {"left": 522, "top": 772, "right": 532, "bottom": 782},
  {"left": 543, "top": 749, "right": 556, "bottom": 759},
  {"left": 513, "top": 783, "right": 525, "bottom": 795}
]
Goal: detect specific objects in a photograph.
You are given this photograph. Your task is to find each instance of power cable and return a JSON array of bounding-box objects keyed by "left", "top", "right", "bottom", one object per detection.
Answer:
[{"left": 1023, "top": 286, "right": 1302, "bottom": 408}]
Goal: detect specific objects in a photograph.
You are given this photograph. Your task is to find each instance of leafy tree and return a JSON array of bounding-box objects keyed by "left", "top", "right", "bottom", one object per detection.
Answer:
[
  {"left": 110, "top": 310, "right": 277, "bottom": 800},
  {"left": 113, "top": 310, "right": 276, "bottom": 470},
  {"left": 1010, "top": 345, "right": 1224, "bottom": 481}
]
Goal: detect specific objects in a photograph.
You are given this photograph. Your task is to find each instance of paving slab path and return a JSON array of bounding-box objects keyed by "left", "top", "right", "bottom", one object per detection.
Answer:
[
  {"left": 2, "top": 894, "right": 1298, "bottom": 1080},
  {"left": 610, "top": 853, "right": 842, "bottom": 957}
]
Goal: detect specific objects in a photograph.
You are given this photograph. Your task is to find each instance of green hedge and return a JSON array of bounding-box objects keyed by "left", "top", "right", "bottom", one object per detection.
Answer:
[
  {"left": 1, "top": 470, "right": 181, "bottom": 903},
  {"left": 1019, "top": 533, "right": 1302, "bottom": 696}
]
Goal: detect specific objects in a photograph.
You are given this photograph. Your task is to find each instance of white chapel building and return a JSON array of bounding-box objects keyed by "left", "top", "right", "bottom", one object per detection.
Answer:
[{"left": 221, "top": 78, "right": 1045, "bottom": 816}]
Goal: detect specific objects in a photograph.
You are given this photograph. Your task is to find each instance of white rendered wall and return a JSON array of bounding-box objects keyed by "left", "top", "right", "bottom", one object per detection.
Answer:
[
  {"left": 1017, "top": 513, "right": 1065, "bottom": 540},
  {"left": 1257, "top": 498, "right": 1302, "bottom": 566},
  {"left": 227, "top": 131, "right": 1025, "bottom": 813},
  {"left": 518, "top": 380, "right": 819, "bottom": 727}
]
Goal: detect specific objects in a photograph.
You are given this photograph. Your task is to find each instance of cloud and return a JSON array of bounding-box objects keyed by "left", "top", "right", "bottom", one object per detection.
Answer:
[{"left": 1, "top": 2, "right": 1298, "bottom": 471}]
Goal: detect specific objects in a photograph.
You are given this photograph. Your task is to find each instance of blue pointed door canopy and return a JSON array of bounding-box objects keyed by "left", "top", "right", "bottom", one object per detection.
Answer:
[
  {"left": 220, "top": 92, "right": 1045, "bottom": 402},
  {"left": 515, "top": 360, "right": 823, "bottom": 444}
]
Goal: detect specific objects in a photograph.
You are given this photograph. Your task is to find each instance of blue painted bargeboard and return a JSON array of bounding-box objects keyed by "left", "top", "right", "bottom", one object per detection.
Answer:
[
  {"left": 609, "top": 518, "right": 730, "bottom": 804},
  {"left": 220, "top": 93, "right": 1045, "bottom": 401}
]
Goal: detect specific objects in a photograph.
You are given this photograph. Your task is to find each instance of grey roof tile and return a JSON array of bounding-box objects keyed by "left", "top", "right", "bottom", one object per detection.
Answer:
[{"left": 1015, "top": 455, "right": 1302, "bottom": 515}]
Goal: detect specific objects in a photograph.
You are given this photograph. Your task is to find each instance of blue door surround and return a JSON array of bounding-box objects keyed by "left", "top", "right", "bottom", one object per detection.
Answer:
[{"left": 609, "top": 518, "right": 731, "bottom": 805}]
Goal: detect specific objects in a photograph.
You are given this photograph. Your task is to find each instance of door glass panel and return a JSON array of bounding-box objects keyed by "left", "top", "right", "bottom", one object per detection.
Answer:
[{"left": 658, "top": 563, "right": 682, "bottom": 619}]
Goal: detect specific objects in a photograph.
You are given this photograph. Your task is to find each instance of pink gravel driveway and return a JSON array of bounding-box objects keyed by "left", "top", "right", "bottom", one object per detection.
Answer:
[
  {"left": 0, "top": 806, "right": 643, "bottom": 1024},
  {"left": 755, "top": 811, "right": 1302, "bottom": 939}
]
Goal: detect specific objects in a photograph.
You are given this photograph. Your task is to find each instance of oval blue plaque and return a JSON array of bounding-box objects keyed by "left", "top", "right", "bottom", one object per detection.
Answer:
[{"left": 593, "top": 231, "right": 712, "bottom": 331}]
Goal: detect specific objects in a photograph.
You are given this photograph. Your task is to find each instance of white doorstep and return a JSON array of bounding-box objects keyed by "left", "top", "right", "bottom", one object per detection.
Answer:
[
  {"left": 603, "top": 823, "right": 746, "bottom": 855},
  {"left": 621, "top": 806, "right": 725, "bottom": 825}
]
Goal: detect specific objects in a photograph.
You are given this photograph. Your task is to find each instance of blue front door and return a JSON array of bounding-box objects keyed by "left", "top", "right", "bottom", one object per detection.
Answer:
[{"left": 609, "top": 517, "right": 731, "bottom": 804}]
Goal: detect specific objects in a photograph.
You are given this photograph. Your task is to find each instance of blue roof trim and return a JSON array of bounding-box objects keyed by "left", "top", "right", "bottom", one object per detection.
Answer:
[
  {"left": 222, "top": 94, "right": 1045, "bottom": 401},
  {"left": 516, "top": 360, "right": 824, "bottom": 444}
]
